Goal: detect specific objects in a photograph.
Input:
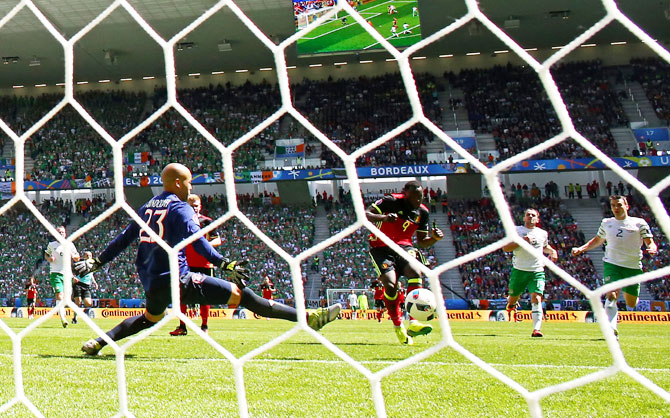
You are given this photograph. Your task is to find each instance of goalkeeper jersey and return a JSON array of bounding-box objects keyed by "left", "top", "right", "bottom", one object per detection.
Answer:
[{"left": 98, "top": 191, "right": 224, "bottom": 292}]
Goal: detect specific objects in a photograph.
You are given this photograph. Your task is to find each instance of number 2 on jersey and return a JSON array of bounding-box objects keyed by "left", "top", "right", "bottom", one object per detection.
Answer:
[{"left": 139, "top": 209, "right": 167, "bottom": 243}]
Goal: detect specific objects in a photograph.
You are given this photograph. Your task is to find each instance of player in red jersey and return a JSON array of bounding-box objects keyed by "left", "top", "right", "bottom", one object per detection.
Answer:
[
  {"left": 371, "top": 279, "right": 386, "bottom": 322},
  {"left": 170, "top": 194, "right": 221, "bottom": 336},
  {"left": 260, "top": 276, "right": 276, "bottom": 301},
  {"left": 366, "top": 181, "right": 443, "bottom": 345},
  {"left": 25, "top": 276, "right": 38, "bottom": 319}
]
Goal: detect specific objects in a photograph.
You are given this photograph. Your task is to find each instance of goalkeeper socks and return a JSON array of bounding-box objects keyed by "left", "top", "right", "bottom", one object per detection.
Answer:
[
  {"left": 531, "top": 303, "right": 542, "bottom": 331},
  {"left": 383, "top": 291, "right": 402, "bottom": 326},
  {"left": 96, "top": 314, "right": 155, "bottom": 347},
  {"left": 604, "top": 298, "right": 618, "bottom": 330},
  {"left": 240, "top": 288, "right": 297, "bottom": 321},
  {"left": 200, "top": 305, "right": 210, "bottom": 327}
]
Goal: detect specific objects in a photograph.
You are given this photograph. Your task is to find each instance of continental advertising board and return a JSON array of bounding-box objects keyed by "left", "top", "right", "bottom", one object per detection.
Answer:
[{"left": 3, "top": 308, "right": 670, "bottom": 323}]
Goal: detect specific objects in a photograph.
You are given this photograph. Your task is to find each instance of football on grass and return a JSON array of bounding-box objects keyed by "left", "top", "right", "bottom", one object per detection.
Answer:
[{"left": 405, "top": 288, "right": 437, "bottom": 321}]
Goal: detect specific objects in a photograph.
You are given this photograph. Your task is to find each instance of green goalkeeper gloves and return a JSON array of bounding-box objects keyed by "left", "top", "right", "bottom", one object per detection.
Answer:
[
  {"left": 220, "top": 259, "right": 250, "bottom": 288},
  {"left": 73, "top": 257, "right": 103, "bottom": 276}
]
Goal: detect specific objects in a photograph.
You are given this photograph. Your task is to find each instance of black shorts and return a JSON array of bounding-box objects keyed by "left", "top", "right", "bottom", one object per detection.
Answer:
[
  {"left": 27, "top": 298, "right": 35, "bottom": 305},
  {"left": 144, "top": 271, "right": 233, "bottom": 317},
  {"left": 73, "top": 282, "right": 92, "bottom": 299},
  {"left": 369, "top": 246, "right": 427, "bottom": 276},
  {"left": 374, "top": 299, "right": 385, "bottom": 309}
]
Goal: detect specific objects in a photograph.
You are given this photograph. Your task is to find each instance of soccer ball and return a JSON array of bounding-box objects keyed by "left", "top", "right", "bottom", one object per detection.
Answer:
[{"left": 405, "top": 288, "right": 437, "bottom": 321}]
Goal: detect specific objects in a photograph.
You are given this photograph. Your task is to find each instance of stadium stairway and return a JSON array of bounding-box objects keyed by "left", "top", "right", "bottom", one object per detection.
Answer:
[
  {"left": 617, "top": 80, "right": 663, "bottom": 128},
  {"left": 2, "top": 141, "right": 34, "bottom": 175},
  {"left": 305, "top": 204, "right": 329, "bottom": 304},
  {"left": 474, "top": 133, "right": 497, "bottom": 155},
  {"left": 431, "top": 210, "right": 465, "bottom": 299},
  {"left": 610, "top": 127, "right": 638, "bottom": 156},
  {"left": 437, "top": 88, "right": 472, "bottom": 133},
  {"left": 563, "top": 198, "right": 605, "bottom": 275}
]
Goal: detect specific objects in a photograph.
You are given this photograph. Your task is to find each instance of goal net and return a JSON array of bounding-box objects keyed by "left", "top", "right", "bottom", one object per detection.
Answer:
[{"left": 0, "top": 0, "right": 668, "bottom": 418}]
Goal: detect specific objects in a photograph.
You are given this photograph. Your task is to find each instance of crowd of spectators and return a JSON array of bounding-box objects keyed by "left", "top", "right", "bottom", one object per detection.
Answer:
[
  {"left": 293, "top": 73, "right": 441, "bottom": 168},
  {"left": 630, "top": 57, "right": 670, "bottom": 124},
  {"left": 445, "top": 197, "right": 601, "bottom": 301},
  {"left": 451, "top": 60, "right": 625, "bottom": 160}
]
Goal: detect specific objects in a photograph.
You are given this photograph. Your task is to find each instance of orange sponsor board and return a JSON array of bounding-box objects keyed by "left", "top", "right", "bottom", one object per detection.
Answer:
[
  {"left": 1, "top": 308, "right": 262, "bottom": 320},
  {"left": 617, "top": 311, "right": 670, "bottom": 323},
  {"left": 509, "top": 310, "right": 588, "bottom": 323},
  {"left": 444, "top": 310, "right": 489, "bottom": 321}
]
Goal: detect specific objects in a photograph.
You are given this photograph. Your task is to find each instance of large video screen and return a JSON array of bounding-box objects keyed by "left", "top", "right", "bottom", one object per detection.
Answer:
[{"left": 294, "top": 0, "right": 423, "bottom": 55}]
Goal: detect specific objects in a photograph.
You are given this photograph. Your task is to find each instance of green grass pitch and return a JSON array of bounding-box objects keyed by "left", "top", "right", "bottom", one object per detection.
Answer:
[
  {"left": 297, "top": 0, "right": 421, "bottom": 55},
  {"left": 0, "top": 318, "right": 668, "bottom": 417}
]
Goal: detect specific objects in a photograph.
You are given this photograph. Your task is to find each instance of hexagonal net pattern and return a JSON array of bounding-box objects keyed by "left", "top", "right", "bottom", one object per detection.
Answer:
[{"left": 0, "top": 0, "right": 668, "bottom": 417}]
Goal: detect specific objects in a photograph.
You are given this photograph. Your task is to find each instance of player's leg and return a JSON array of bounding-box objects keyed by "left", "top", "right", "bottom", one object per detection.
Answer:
[
  {"left": 72, "top": 296, "right": 81, "bottom": 324},
  {"left": 529, "top": 273, "right": 545, "bottom": 337},
  {"left": 72, "top": 283, "right": 81, "bottom": 324},
  {"left": 82, "top": 290, "right": 169, "bottom": 355},
  {"left": 169, "top": 304, "right": 189, "bottom": 336},
  {"left": 403, "top": 249, "right": 432, "bottom": 337},
  {"left": 200, "top": 304, "right": 210, "bottom": 334},
  {"left": 184, "top": 272, "right": 340, "bottom": 331},
  {"left": 602, "top": 262, "right": 640, "bottom": 338},
  {"left": 370, "top": 249, "right": 412, "bottom": 345},
  {"left": 50, "top": 273, "right": 67, "bottom": 327},
  {"left": 507, "top": 268, "right": 528, "bottom": 322}
]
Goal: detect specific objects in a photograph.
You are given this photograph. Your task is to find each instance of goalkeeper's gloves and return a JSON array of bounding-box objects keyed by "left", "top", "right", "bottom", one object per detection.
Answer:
[
  {"left": 220, "top": 259, "right": 250, "bottom": 288},
  {"left": 73, "top": 257, "right": 103, "bottom": 276}
]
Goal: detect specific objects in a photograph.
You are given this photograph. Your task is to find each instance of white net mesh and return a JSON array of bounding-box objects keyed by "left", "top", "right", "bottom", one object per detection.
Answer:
[{"left": 0, "top": 0, "right": 668, "bottom": 417}]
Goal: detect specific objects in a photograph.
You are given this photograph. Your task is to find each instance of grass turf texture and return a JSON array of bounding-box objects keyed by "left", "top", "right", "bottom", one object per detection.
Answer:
[
  {"left": 0, "top": 318, "right": 667, "bottom": 417},
  {"left": 296, "top": 0, "right": 421, "bottom": 55}
]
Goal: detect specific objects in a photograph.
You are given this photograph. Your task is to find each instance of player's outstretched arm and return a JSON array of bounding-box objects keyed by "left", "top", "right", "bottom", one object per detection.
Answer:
[{"left": 571, "top": 236, "right": 605, "bottom": 256}]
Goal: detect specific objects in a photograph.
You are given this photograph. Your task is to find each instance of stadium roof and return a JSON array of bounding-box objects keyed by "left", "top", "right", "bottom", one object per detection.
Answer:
[{"left": 0, "top": 0, "right": 667, "bottom": 88}]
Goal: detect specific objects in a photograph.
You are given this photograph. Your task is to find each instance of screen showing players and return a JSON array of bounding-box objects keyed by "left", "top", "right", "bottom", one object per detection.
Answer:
[{"left": 294, "top": 0, "right": 422, "bottom": 55}]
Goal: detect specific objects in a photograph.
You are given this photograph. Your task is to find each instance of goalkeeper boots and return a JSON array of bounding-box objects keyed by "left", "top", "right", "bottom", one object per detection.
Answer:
[
  {"left": 395, "top": 323, "right": 413, "bottom": 345},
  {"left": 308, "top": 303, "right": 342, "bottom": 331},
  {"left": 407, "top": 320, "right": 432, "bottom": 337},
  {"left": 81, "top": 339, "right": 102, "bottom": 356}
]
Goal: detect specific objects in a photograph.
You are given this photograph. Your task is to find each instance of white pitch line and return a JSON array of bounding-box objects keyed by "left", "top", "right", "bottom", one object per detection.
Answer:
[
  {"left": 7, "top": 353, "right": 666, "bottom": 373},
  {"left": 249, "top": 358, "right": 669, "bottom": 372}
]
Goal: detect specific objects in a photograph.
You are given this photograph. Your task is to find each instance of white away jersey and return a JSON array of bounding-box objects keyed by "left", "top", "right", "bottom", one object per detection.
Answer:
[
  {"left": 598, "top": 216, "right": 652, "bottom": 269},
  {"left": 512, "top": 225, "right": 549, "bottom": 272},
  {"left": 45, "top": 241, "right": 79, "bottom": 274}
]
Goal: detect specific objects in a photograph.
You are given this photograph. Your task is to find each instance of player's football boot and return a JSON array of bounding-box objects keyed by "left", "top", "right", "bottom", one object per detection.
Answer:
[
  {"left": 169, "top": 327, "right": 188, "bottom": 336},
  {"left": 201, "top": 325, "right": 209, "bottom": 335},
  {"left": 394, "top": 323, "right": 413, "bottom": 345},
  {"left": 71, "top": 317, "right": 78, "bottom": 325},
  {"left": 81, "top": 339, "right": 102, "bottom": 356},
  {"left": 61, "top": 319, "right": 68, "bottom": 328},
  {"left": 407, "top": 320, "right": 432, "bottom": 337},
  {"left": 308, "top": 303, "right": 342, "bottom": 331},
  {"left": 531, "top": 330, "right": 544, "bottom": 338}
]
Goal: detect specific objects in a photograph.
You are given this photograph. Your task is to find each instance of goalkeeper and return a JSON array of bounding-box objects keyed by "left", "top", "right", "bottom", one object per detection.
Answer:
[{"left": 79, "top": 163, "right": 340, "bottom": 355}]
